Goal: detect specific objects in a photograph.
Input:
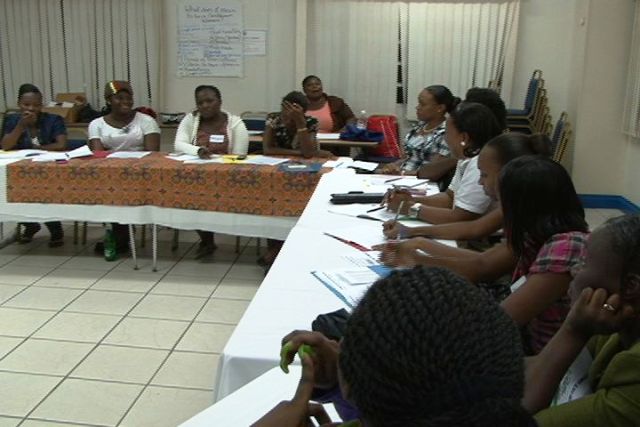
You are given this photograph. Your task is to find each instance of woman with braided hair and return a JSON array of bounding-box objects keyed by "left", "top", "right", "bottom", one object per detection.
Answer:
[{"left": 254, "top": 267, "right": 535, "bottom": 427}]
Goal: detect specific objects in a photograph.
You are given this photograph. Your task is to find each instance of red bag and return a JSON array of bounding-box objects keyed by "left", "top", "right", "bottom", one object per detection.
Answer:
[{"left": 366, "top": 115, "right": 401, "bottom": 158}]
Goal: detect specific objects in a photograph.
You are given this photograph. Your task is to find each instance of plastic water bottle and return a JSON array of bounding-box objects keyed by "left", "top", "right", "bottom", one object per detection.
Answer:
[
  {"left": 103, "top": 230, "right": 117, "bottom": 262},
  {"left": 356, "top": 110, "right": 368, "bottom": 130}
]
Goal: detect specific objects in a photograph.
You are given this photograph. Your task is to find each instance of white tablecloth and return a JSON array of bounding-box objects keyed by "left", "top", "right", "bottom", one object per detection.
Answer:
[{"left": 213, "top": 170, "right": 448, "bottom": 400}]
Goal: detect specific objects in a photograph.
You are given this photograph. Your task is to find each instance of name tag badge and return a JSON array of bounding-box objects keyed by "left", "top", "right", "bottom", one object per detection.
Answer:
[{"left": 209, "top": 134, "right": 225, "bottom": 144}]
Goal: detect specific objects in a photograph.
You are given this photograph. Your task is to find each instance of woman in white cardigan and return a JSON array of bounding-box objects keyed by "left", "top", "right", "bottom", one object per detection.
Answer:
[
  {"left": 174, "top": 85, "right": 249, "bottom": 158},
  {"left": 174, "top": 85, "right": 249, "bottom": 258}
]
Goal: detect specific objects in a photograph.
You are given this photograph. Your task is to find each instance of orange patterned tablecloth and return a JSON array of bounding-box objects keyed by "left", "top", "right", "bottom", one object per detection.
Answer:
[{"left": 7, "top": 153, "right": 328, "bottom": 217}]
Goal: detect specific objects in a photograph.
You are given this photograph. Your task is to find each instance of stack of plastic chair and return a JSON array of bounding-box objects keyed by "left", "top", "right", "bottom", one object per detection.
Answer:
[
  {"left": 241, "top": 111, "right": 269, "bottom": 154},
  {"left": 507, "top": 70, "right": 549, "bottom": 134},
  {"left": 550, "top": 112, "right": 572, "bottom": 163}
]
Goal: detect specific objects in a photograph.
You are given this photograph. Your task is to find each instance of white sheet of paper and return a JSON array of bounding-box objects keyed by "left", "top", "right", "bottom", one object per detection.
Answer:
[
  {"left": 107, "top": 151, "right": 151, "bottom": 159},
  {"left": 350, "top": 160, "right": 378, "bottom": 172},
  {"left": 327, "top": 203, "right": 380, "bottom": 218},
  {"left": 67, "top": 145, "right": 93, "bottom": 159},
  {"left": 184, "top": 158, "right": 224, "bottom": 164},
  {"left": 244, "top": 156, "right": 289, "bottom": 166},
  {"left": 322, "top": 157, "right": 354, "bottom": 168},
  {"left": 341, "top": 252, "right": 380, "bottom": 267},
  {"left": 166, "top": 153, "right": 200, "bottom": 161},
  {"left": 0, "top": 149, "right": 48, "bottom": 159},
  {"left": 31, "top": 152, "right": 68, "bottom": 162}
]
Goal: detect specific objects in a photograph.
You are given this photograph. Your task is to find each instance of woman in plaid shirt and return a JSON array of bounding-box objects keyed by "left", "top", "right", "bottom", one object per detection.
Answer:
[{"left": 378, "top": 156, "right": 589, "bottom": 354}]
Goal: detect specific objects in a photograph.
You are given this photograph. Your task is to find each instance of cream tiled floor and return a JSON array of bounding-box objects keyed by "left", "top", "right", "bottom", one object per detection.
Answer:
[
  {"left": 0, "top": 208, "right": 627, "bottom": 426},
  {"left": 0, "top": 224, "right": 261, "bottom": 427}
]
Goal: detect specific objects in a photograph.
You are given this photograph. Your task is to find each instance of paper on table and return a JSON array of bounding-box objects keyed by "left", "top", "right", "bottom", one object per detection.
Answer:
[
  {"left": 31, "top": 152, "right": 68, "bottom": 162},
  {"left": 0, "top": 158, "right": 23, "bottom": 166},
  {"left": 184, "top": 158, "right": 224, "bottom": 164},
  {"left": 67, "top": 145, "right": 93, "bottom": 159},
  {"left": 244, "top": 155, "right": 289, "bottom": 166},
  {"left": 166, "top": 153, "right": 200, "bottom": 161},
  {"left": 341, "top": 251, "right": 380, "bottom": 267},
  {"left": 327, "top": 203, "right": 380, "bottom": 218},
  {"left": 0, "top": 149, "right": 48, "bottom": 159},
  {"left": 349, "top": 160, "right": 378, "bottom": 172},
  {"left": 107, "top": 151, "right": 151, "bottom": 159},
  {"left": 322, "top": 157, "right": 354, "bottom": 169},
  {"left": 312, "top": 265, "right": 387, "bottom": 308},
  {"left": 317, "top": 132, "right": 341, "bottom": 140}
]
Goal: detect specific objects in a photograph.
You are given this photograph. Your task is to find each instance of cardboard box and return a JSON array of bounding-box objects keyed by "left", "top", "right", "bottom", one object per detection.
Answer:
[{"left": 41, "top": 92, "right": 86, "bottom": 123}]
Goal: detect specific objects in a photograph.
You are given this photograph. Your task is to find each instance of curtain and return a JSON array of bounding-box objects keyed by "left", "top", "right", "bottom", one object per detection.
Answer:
[
  {"left": 623, "top": 1, "right": 640, "bottom": 138},
  {"left": 306, "top": 0, "right": 400, "bottom": 115},
  {"left": 405, "top": 0, "right": 519, "bottom": 110},
  {"left": 0, "top": 0, "right": 160, "bottom": 112}
]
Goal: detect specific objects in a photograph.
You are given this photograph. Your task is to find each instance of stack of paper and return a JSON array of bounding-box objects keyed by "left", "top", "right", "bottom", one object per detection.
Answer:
[{"left": 312, "top": 264, "right": 392, "bottom": 308}]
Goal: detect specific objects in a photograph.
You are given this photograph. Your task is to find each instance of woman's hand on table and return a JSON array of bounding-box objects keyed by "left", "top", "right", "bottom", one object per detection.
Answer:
[
  {"left": 384, "top": 189, "right": 413, "bottom": 213},
  {"left": 373, "top": 239, "right": 423, "bottom": 267},
  {"left": 382, "top": 220, "right": 409, "bottom": 239}
]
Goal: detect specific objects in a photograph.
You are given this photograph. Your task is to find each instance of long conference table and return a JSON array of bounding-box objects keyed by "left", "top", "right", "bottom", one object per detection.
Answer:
[{"left": 211, "top": 171, "right": 447, "bottom": 401}]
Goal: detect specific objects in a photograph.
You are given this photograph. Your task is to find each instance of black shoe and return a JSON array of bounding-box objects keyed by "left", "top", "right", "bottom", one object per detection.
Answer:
[
  {"left": 18, "top": 224, "right": 41, "bottom": 244},
  {"left": 48, "top": 234, "right": 64, "bottom": 248},
  {"left": 194, "top": 243, "right": 216, "bottom": 259}
]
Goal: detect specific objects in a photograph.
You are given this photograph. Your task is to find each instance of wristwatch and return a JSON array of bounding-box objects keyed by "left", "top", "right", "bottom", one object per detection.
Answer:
[{"left": 408, "top": 202, "right": 422, "bottom": 219}]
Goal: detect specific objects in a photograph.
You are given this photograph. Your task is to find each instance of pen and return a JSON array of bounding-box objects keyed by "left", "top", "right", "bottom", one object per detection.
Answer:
[
  {"left": 366, "top": 206, "right": 385, "bottom": 213},
  {"left": 384, "top": 177, "right": 402, "bottom": 184},
  {"left": 392, "top": 180, "right": 427, "bottom": 189},
  {"left": 323, "top": 232, "right": 370, "bottom": 251},
  {"left": 394, "top": 200, "right": 406, "bottom": 222}
]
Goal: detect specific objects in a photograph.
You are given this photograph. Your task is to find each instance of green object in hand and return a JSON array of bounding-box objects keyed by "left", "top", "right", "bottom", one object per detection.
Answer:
[{"left": 279, "top": 342, "right": 315, "bottom": 374}]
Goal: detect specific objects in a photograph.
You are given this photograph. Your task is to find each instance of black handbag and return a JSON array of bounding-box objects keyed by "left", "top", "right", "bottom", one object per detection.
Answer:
[{"left": 312, "top": 308, "right": 351, "bottom": 341}]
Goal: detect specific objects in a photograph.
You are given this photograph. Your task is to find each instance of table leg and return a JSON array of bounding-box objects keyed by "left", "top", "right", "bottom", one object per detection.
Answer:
[
  {"left": 152, "top": 225, "right": 158, "bottom": 272},
  {"left": 128, "top": 224, "right": 138, "bottom": 270},
  {"left": 73, "top": 222, "right": 79, "bottom": 245},
  {"left": 171, "top": 229, "right": 179, "bottom": 252}
]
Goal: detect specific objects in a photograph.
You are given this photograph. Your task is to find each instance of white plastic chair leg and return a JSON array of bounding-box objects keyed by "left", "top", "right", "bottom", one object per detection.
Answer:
[{"left": 129, "top": 224, "right": 138, "bottom": 270}]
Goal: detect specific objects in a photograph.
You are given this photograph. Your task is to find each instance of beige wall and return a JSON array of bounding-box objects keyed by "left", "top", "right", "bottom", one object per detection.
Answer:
[
  {"left": 510, "top": 0, "right": 586, "bottom": 127},
  {"left": 160, "top": 0, "right": 297, "bottom": 116},
  {"left": 571, "top": 0, "right": 635, "bottom": 198},
  {"left": 512, "top": 0, "right": 638, "bottom": 204}
]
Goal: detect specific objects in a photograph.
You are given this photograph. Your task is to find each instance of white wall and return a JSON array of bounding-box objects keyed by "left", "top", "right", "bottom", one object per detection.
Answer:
[{"left": 160, "top": 0, "right": 298, "bottom": 115}]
